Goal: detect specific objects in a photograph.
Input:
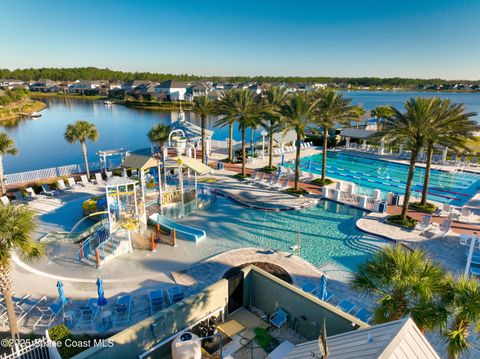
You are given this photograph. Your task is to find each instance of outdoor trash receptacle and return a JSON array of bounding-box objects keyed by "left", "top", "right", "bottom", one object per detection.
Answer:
[
  {"left": 378, "top": 201, "right": 387, "bottom": 213},
  {"left": 217, "top": 162, "right": 224, "bottom": 170},
  {"left": 391, "top": 195, "right": 399, "bottom": 206}
]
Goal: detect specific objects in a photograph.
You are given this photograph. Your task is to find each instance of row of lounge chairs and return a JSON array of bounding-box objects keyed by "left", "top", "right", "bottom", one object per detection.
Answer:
[
  {"left": 0, "top": 294, "right": 47, "bottom": 327},
  {"left": 273, "top": 142, "right": 314, "bottom": 156},
  {"left": 244, "top": 170, "right": 290, "bottom": 191},
  {"left": 417, "top": 216, "right": 452, "bottom": 239}
]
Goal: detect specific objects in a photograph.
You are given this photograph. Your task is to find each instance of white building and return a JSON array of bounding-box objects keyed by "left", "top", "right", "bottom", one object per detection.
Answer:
[{"left": 155, "top": 80, "right": 188, "bottom": 101}]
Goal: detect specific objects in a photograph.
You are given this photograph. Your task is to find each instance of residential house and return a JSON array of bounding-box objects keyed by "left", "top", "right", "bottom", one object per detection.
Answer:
[
  {"left": 0, "top": 79, "right": 26, "bottom": 90},
  {"left": 154, "top": 80, "right": 188, "bottom": 101},
  {"left": 184, "top": 82, "right": 213, "bottom": 101},
  {"left": 29, "top": 79, "right": 59, "bottom": 92},
  {"left": 121, "top": 80, "right": 151, "bottom": 93},
  {"left": 68, "top": 80, "right": 102, "bottom": 94}
]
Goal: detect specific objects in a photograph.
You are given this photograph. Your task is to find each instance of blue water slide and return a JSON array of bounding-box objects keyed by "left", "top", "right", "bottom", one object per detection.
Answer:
[{"left": 148, "top": 213, "right": 206, "bottom": 242}]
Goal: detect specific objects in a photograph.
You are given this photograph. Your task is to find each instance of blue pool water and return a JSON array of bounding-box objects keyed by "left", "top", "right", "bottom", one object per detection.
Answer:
[
  {"left": 294, "top": 152, "right": 480, "bottom": 206},
  {"left": 178, "top": 197, "right": 387, "bottom": 272}
]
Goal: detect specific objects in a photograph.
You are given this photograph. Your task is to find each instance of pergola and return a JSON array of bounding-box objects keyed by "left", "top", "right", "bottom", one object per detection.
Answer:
[{"left": 97, "top": 148, "right": 129, "bottom": 174}]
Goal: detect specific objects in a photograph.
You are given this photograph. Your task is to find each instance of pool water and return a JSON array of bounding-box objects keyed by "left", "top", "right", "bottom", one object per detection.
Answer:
[
  {"left": 294, "top": 152, "right": 480, "bottom": 206},
  {"left": 178, "top": 197, "right": 387, "bottom": 272}
]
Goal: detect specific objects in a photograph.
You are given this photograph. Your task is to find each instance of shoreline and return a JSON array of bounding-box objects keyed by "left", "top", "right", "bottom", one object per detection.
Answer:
[
  {"left": 0, "top": 100, "right": 47, "bottom": 122},
  {"left": 29, "top": 93, "right": 106, "bottom": 101}
]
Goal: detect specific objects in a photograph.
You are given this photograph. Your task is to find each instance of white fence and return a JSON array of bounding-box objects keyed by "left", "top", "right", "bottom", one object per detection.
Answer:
[
  {"left": 0, "top": 338, "right": 52, "bottom": 359},
  {"left": 210, "top": 139, "right": 241, "bottom": 149}
]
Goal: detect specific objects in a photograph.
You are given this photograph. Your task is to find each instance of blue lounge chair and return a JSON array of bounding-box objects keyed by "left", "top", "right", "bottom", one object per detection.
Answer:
[
  {"left": 355, "top": 308, "right": 373, "bottom": 323},
  {"left": 33, "top": 299, "right": 65, "bottom": 329},
  {"left": 149, "top": 290, "right": 166, "bottom": 315},
  {"left": 167, "top": 286, "right": 184, "bottom": 304},
  {"left": 113, "top": 295, "right": 132, "bottom": 326},
  {"left": 301, "top": 282, "right": 318, "bottom": 294},
  {"left": 470, "top": 267, "right": 480, "bottom": 276},
  {"left": 337, "top": 300, "right": 356, "bottom": 314},
  {"left": 78, "top": 298, "right": 99, "bottom": 328},
  {"left": 270, "top": 308, "right": 287, "bottom": 329}
]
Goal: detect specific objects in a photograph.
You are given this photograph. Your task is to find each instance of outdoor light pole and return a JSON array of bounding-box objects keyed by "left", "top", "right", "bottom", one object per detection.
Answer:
[{"left": 261, "top": 130, "right": 267, "bottom": 160}]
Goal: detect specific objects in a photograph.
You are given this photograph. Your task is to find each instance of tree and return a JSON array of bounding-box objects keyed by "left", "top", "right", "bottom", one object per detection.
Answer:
[
  {"left": 370, "top": 105, "right": 394, "bottom": 122},
  {"left": 147, "top": 123, "right": 172, "bottom": 153},
  {"left": 215, "top": 91, "right": 237, "bottom": 163},
  {"left": 419, "top": 99, "right": 477, "bottom": 205},
  {"left": 0, "top": 133, "right": 17, "bottom": 196},
  {"left": 0, "top": 205, "right": 43, "bottom": 340},
  {"left": 442, "top": 276, "right": 480, "bottom": 359},
  {"left": 191, "top": 96, "right": 214, "bottom": 164},
  {"left": 314, "top": 90, "right": 360, "bottom": 182},
  {"left": 64, "top": 121, "right": 99, "bottom": 178},
  {"left": 351, "top": 245, "right": 447, "bottom": 330},
  {"left": 262, "top": 86, "right": 288, "bottom": 169},
  {"left": 278, "top": 93, "right": 319, "bottom": 190},
  {"left": 378, "top": 98, "right": 437, "bottom": 220}
]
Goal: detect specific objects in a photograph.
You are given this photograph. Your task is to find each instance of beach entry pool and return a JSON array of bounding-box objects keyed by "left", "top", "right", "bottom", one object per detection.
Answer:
[
  {"left": 293, "top": 152, "right": 480, "bottom": 206},
  {"left": 177, "top": 197, "right": 386, "bottom": 272}
]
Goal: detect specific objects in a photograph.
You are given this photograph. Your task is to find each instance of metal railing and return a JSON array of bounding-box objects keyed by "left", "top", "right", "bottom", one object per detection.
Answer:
[{"left": 0, "top": 338, "right": 51, "bottom": 359}]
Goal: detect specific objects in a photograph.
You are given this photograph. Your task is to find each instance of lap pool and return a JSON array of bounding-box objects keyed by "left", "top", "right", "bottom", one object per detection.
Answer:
[
  {"left": 293, "top": 152, "right": 480, "bottom": 206},
  {"left": 178, "top": 197, "right": 387, "bottom": 272}
]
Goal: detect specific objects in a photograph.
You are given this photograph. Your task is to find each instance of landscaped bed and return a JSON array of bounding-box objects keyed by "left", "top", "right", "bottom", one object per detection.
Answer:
[
  {"left": 386, "top": 214, "right": 418, "bottom": 229},
  {"left": 409, "top": 201, "right": 438, "bottom": 214}
]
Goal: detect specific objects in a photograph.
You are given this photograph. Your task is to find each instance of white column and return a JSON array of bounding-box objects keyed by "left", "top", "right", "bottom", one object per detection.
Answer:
[
  {"left": 442, "top": 147, "right": 448, "bottom": 164},
  {"left": 345, "top": 137, "right": 350, "bottom": 149},
  {"left": 399, "top": 144, "right": 404, "bottom": 155},
  {"left": 419, "top": 147, "right": 425, "bottom": 161},
  {"left": 379, "top": 138, "right": 385, "bottom": 155},
  {"left": 362, "top": 139, "right": 367, "bottom": 149}
]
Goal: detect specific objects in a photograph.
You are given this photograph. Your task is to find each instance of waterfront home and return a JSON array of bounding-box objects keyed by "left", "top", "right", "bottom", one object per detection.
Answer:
[
  {"left": 29, "top": 79, "right": 59, "bottom": 92},
  {"left": 68, "top": 80, "right": 102, "bottom": 94},
  {"left": 154, "top": 80, "right": 188, "bottom": 101},
  {"left": 184, "top": 82, "right": 213, "bottom": 101},
  {"left": 0, "top": 79, "right": 26, "bottom": 89},
  {"left": 121, "top": 80, "right": 152, "bottom": 92}
]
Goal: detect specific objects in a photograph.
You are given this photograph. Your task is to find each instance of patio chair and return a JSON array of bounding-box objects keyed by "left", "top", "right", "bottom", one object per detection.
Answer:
[
  {"left": 80, "top": 175, "right": 92, "bottom": 187},
  {"left": 337, "top": 299, "right": 356, "bottom": 314},
  {"left": 470, "top": 157, "right": 478, "bottom": 167},
  {"left": 450, "top": 154, "right": 457, "bottom": 164},
  {"left": 56, "top": 179, "right": 71, "bottom": 191},
  {"left": 460, "top": 207, "right": 473, "bottom": 223},
  {"left": 25, "top": 187, "right": 47, "bottom": 200},
  {"left": 106, "top": 171, "right": 113, "bottom": 179},
  {"left": 0, "top": 195, "right": 10, "bottom": 206},
  {"left": 273, "top": 178, "right": 289, "bottom": 191},
  {"left": 67, "top": 177, "right": 79, "bottom": 188},
  {"left": 167, "top": 286, "right": 184, "bottom": 304},
  {"left": 0, "top": 294, "right": 37, "bottom": 326},
  {"left": 270, "top": 308, "right": 287, "bottom": 329},
  {"left": 77, "top": 298, "right": 99, "bottom": 329},
  {"left": 13, "top": 191, "right": 32, "bottom": 203},
  {"left": 470, "top": 267, "right": 480, "bottom": 277},
  {"left": 33, "top": 298, "right": 63, "bottom": 329},
  {"left": 256, "top": 173, "right": 273, "bottom": 187},
  {"left": 113, "top": 295, "right": 132, "bottom": 326},
  {"left": 416, "top": 214, "right": 433, "bottom": 234},
  {"left": 94, "top": 172, "right": 105, "bottom": 185},
  {"left": 149, "top": 290, "right": 166, "bottom": 315},
  {"left": 301, "top": 282, "right": 318, "bottom": 294},
  {"left": 243, "top": 170, "right": 258, "bottom": 183},
  {"left": 426, "top": 219, "right": 452, "bottom": 239},
  {"left": 251, "top": 172, "right": 265, "bottom": 185},
  {"left": 40, "top": 184, "right": 57, "bottom": 197},
  {"left": 355, "top": 308, "right": 373, "bottom": 323}
]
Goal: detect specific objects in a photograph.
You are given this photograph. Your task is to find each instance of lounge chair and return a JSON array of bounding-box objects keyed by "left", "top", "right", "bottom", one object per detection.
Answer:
[
  {"left": 337, "top": 299, "right": 356, "bottom": 314},
  {"left": 426, "top": 219, "right": 452, "bottom": 239},
  {"left": 40, "top": 184, "right": 57, "bottom": 197},
  {"left": 435, "top": 203, "right": 453, "bottom": 217},
  {"left": 67, "top": 177, "right": 79, "bottom": 188},
  {"left": 274, "top": 178, "right": 290, "bottom": 191},
  {"left": 244, "top": 170, "right": 258, "bottom": 183},
  {"left": 106, "top": 171, "right": 113, "bottom": 179},
  {"left": 0, "top": 295, "right": 40, "bottom": 326},
  {"left": 25, "top": 187, "right": 47, "bottom": 200},
  {"left": 355, "top": 308, "right": 373, "bottom": 323},
  {"left": 470, "top": 266, "right": 480, "bottom": 277},
  {"left": 77, "top": 298, "right": 99, "bottom": 329},
  {"left": 416, "top": 214, "right": 433, "bottom": 234},
  {"left": 167, "top": 286, "right": 184, "bottom": 304},
  {"left": 56, "top": 179, "right": 71, "bottom": 191},
  {"left": 80, "top": 175, "right": 92, "bottom": 187},
  {"left": 94, "top": 172, "right": 105, "bottom": 185},
  {"left": 113, "top": 295, "right": 132, "bottom": 326},
  {"left": 470, "top": 157, "right": 478, "bottom": 167},
  {"left": 0, "top": 196, "right": 10, "bottom": 206},
  {"left": 270, "top": 308, "right": 287, "bottom": 329},
  {"left": 13, "top": 191, "right": 32, "bottom": 203},
  {"left": 256, "top": 173, "right": 273, "bottom": 187},
  {"left": 149, "top": 290, "right": 166, "bottom": 315},
  {"left": 251, "top": 172, "right": 265, "bottom": 185},
  {"left": 450, "top": 154, "right": 457, "bottom": 164},
  {"left": 33, "top": 298, "right": 64, "bottom": 329},
  {"left": 301, "top": 282, "right": 318, "bottom": 294},
  {"left": 460, "top": 208, "right": 473, "bottom": 223}
]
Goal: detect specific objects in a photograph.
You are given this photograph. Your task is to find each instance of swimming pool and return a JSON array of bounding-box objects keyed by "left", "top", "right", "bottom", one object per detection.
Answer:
[
  {"left": 293, "top": 152, "right": 480, "bottom": 206},
  {"left": 178, "top": 197, "right": 387, "bottom": 272}
]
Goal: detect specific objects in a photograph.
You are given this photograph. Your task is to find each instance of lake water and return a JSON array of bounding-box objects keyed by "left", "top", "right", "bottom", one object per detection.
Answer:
[{"left": 3, "top": 91, "right": 480, "bottom": 173}]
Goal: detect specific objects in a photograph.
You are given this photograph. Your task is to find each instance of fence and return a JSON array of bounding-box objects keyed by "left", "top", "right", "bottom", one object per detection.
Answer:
[
  {"left": 5, "top": 158, "right": 123, "bottom": 186},
  {"left": 0, "top": 338, "right": 52, "bottom": 359},
  {"left": 210, "top": 139, "right": 241, "bottom": 149}
]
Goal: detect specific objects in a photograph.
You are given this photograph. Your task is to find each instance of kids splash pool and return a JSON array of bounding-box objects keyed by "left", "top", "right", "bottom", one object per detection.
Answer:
[
  {"left": 178, "top": 197, "right": 387, "bottom": 272},
  {"left": 294, "top": 152, "right": 480, "bottom": 206}
]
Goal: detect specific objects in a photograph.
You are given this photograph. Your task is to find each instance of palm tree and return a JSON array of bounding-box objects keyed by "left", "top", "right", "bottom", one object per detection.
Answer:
[
  {"left": 64, "top": 120, "right": 99, "bottom": 179},
  {"left": 370, "top": 105, "right": 394, "bottom": 123},
  {"left": 419, "top": 99, "right": 477, "bottom": 206},
  {"left": 279, "top": 93, "right": 319, "bottom": 190},
  {"left": 147, "top": 123, "right": 172, "bottom": 153},
  {"left": 262, "top": 86, "right": 288, "bottom": 169},
  {"left": 0, "top": 205, "right": 43, "bottom": 340},
  {"left": 442, "top": 276, "right": 480, "bottom": 359},
  {"left": 379, "top": 98, "right": 437, "bottom": 220},
  {"left": 0, "top": 133, "right": 17, "bottom": 196},
  {"left": 314, "top": 90, "right": 360, "bottom": 183},
  {"left": 351, "top": 245, "right": 447, "bottom": 330},
  {"left": 215, "top": 91, "right": 237, "bottom": 162},
  {"left": 191, "top": 96, "right": 214, "bottom": 164}
]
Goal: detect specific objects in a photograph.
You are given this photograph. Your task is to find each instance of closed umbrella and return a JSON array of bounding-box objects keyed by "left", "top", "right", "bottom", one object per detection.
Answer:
[
  {"left": 319, "top": 275, "right": 328, "bottom": 301},
  {"left": 56, "top": 281, "right": 67, "bottom": 306},
  {"left": 96, "top": 278, "right": 107, "bottom": 307},
  {"left": 307, "top": 159, "right": 312, "bottom": 172},
  {"left": 281, "top": 153, "right": 285, "bottom": 166}
]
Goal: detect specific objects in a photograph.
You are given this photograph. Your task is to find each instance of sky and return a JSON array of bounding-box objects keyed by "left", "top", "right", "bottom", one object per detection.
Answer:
[{"left": 1, "top": 0, "right": 480, "bottom": 80}]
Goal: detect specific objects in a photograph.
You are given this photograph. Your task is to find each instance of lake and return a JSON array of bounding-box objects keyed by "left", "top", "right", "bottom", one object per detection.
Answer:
[{"left": 3, "top": 91, "right": 480, "bottom": 173}]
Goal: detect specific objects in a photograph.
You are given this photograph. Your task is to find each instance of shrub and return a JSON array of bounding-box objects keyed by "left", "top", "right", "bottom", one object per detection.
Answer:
[
  {"left": 48, "top": 325, "right": 89, "bottom": 358},
  {"left": 285, "top": 187, "right": 309, "bottom": 195},
  {"left": 310, "top": 178, "right": 334, "bottom": 186},
  {"left": 253, "top": 327, "right": 272, "bottom": 349},
  {"left": 409, "top": 201, "right": 438, "bottom": 214},
  {"left": 387, "top": 215, "right": 418, "bottom": 229},
  {"left": 262, "top": 166, "right": 277, "bottom": 173},
  {"left": 233, "top": 173, "right": 250, "bottom": 180}
]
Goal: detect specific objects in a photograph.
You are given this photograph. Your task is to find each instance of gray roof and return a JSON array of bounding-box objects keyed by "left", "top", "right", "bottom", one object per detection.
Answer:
[
  {"left": 105, "top": 176, "right": 138, "bottom": 187},
  {"left": 157, "top": 80, "right": 187, "bottom": 89},
  {"left": 284, "top": 318, "right": 440, "bottom": 359},
  {"left": 340, "top": 128, "right": 377, "bottom": 139}
]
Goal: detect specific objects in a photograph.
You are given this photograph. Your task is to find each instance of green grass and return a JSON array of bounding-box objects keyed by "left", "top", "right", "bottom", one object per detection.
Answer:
[
  {"left": 310, "top": 178, "right": 334, "bottom": 186},
  {"left": 253, "top": 327, "right": 272, "bottom": 349},
  {"left": 387, "top": 215, "right": 418, "bottom": 229},
  {"left": 409, "top": 201, "right": 438, "bottom": 214},
  {"left": 262, "top": 165, "right": 277, "bottom": 173},
  {"left": 233, "top": 173, "right": 250, "bottom": 180}
]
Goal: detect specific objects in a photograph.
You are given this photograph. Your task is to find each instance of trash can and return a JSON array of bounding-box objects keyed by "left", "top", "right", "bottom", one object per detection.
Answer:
[
  {"left": 378, "top": 201, "right": 387, "bottom": 213},
  {"left": 217, "top": 161, "right": 224, "bottom": 170},
  {"left": 391, "top": 195, "right": 400, "bottom": 206}
]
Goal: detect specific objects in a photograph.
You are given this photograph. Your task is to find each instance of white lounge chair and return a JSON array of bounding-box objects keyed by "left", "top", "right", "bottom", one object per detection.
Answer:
[
  {"left": 244, "top": 170, "right": 258, "bottom": 183},
  {"left": 416, "top": 214, "right": 433, "bottom": 234},
  {"left": 460, "top": 208, "right": 473, "bottom": 223},
  {"left": 426, "top": 219, "right": 453, "bottom": 239},
  {"left": 67, "top": 177, "right": 79, "bottom": 188},
  {"left": 56, "top": 179, "right": 70, "bottom": 191},
  {"left": 40, "top": 184, "right": 56, "bottom": 197},
  {"left": 106, "top": 171, "right": 113, "bottom": 179},
  {"left": 0, "top": 196, "right": 10, "bottom": 206},
  {"left": 94, "top": 172, "right": 105, "bottom": 185},
  {"left": 80, "top": 175, "right": 92, "bottom": 187}
]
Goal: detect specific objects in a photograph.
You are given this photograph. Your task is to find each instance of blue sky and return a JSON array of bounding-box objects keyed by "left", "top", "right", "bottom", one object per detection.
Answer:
[{"left": 1, "top": 0, "right": 479, "bottom": 79}]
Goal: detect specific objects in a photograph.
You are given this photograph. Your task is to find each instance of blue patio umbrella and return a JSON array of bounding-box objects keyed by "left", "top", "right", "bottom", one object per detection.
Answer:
[
  {"left": 319, "top": 275, "right": 328, "bottom": 301},
  {"left": 205, "top": 154, "right": 209, "bottom": 165},
  {"left": 281, "top": 153, "right": 285, "bottom": 166},
  {"left": 56, "top": 280, "right": 67, "bottom": 306},
  {"left": 277, "top": 166, "right": 282, "bottom": 176},
  {"left": 307, "top": 159, "right": 312, "bottom": 172},
  {"left": 96, "top": 278, "right": 107, "bottom": 307}
]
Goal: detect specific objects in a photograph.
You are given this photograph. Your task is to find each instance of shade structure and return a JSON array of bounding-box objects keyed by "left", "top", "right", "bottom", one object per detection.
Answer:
[
  {"left": 319, "top": 275, "right": 328, "bottom": 301},
  {"left": 56, "top": 281, "right": 67, "bottom": 306},
  {"left": 96, "top": 278, "right": 107, "bottom": 307}
]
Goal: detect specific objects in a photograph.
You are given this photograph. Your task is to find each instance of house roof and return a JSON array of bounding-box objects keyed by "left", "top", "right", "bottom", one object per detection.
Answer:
[
  {"left": 340, "top": 128, "right": 377, "bottom": 139},
  {"left": 157, "top": 80, "right": 187, "bottom": 89},
  {"left": 284, "top": 318, "right": 440, "bottom": 359},
  {"left": 120, "top": 154, "right": 159, "bottom": 170}
]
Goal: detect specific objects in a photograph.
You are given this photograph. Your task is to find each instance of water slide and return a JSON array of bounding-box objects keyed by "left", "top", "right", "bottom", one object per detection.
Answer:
[{"left": 148, "top": 213, "right": 206, "bottom": 242}]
